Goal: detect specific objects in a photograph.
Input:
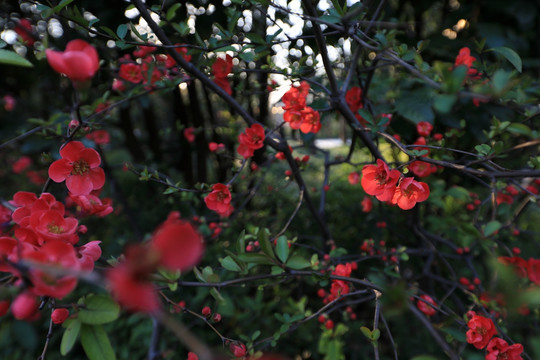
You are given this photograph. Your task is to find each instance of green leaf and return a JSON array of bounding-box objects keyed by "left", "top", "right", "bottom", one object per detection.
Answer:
[
  {"left": 491, "top": 46, "right": 522, "bottom": 73},
  {"left": 286, "top": 255, "right": 311, "bottom": 270},
  {"left": 52, "top": 0, "right": 76, "bottom": 12},
  {"left": 395, "top": 88, "right": 434, "bottom": 124},
  {"left": 116, "top": 24, "right": 128, "bottom": 39},
  {"left": 220, "top": 256, "right": 243, "bottom": 272},
  {"left": 0, "top": 49, "right": 33, "bottom": 67},
  {"left": 360, "top": 326, "right": 372, "bottom": 339},
  {"left": 78, "top": 295, "right": 120, "bottom": 325},
  {"left": 236, "top": 253, "right": 275, "bottom": 265},
  {"left": 166, "top": 3, "right": 182, "bottom": 21},
  {"left": 432, "top": 94, "right": 456, "bottom": 113},
  {"left": 492, "top": 69, "right": 512, "bottom": 93},
  {"left": 275, "top": 236, "right": 289, "bottom": 263},
  {"left": 61, "top": 318, "right": 81, "bottom": 355},
  {"left": 483, "top": 220, "right": 501, "bottom": 237},
  {"left": 258, "top": 229, "right": 275, "bottom": 260},
  {"left": 506, "top": 123, "right": 532, "bottom": 137},
  {"left": 475, "top": 144, "right": 492, "bottom": 156},
  {"left": 237, "top": 229, "right": 246, "bottom": 254},
  {"left": 80, "top": 325, "right": 116, "bottom": 360}
]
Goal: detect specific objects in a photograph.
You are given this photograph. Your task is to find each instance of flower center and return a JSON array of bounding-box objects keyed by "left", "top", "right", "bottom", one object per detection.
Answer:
[
  {"left": 72, "top": 159, "right": 90, "bottom": 175},
  {"left": 47, "top": 222, "right": 64, "bottom": 234}
]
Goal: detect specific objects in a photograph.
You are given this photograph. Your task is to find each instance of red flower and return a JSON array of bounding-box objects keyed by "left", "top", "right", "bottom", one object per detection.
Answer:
[
  {"left": 408, "top": 160, "right": 437, "bottom": 178},
  {"left": 76, "top": 240, "right": 102, "bottom": 271},
  {"left": 466, "top": 314, "right": 497, "bottom": 349},
  {"left": 299, "top": 107, "right": 321, "bottom": 134},
  {"left": 417, "top": 294, "right": 437, "bottom": 316},
  {"left": 361, "top": 159, "right": 401, "bottom": 201},
  {"left": 416, "top": 121, "right": 434, "bottom": 137},
  {"left": 283, "top": 110, "right": 303, "bottom": 130},
  {"left": 187, "top": 352, "right": 199, "bottom": 360},
  {"left": 208, "top": 142, "right": 224, "bottom": 152},
  {"left": 11, "top": 291, "right": 38, "bottom": 320},
  {"left": 212, "top": 55, "right": 233, "bottom": 78},
  {"left": 32, "top": 209, "right": 79, "bottom": 244},
  {"left": 282, "top": 86, "right": 306, "bottom": 111},
  {"left": 486, "top": 337, "right": 523, "bottom": 360},
  {"left": 183, "top": 127, "right": 196, "bottom": 143},
  {"left": 151, "top": 214, "right": 204, "bottom": 271},
  {"left": 0, "top": 300, "right": 9, "bottom": 317},
  {"left": 237, "top": 124, "right": 265, "bottom": 158},
  {"left": 3, "top": 95, "right": 16, "bottom": 111},
  {"left": 498, "top": 256, "right": 528, "bottom": 278},
  {"left": 85, "top": 130, "right": 110, "bottom": 145},
  {"left": 214, "top": 75, "right": 232, "bottom": 95},
  {"left": 163, "top": 45, "right": 192, "bottom": 68},
  {"left": 230, "top": 342, "right": 247, "bottom": 358},
  {"left": 12, "top": 156, "right": 32, "bottom": 174},
  {"left": 69, "top": 193, "right": 113, "bottom": 217},
  {"left": 132, "top": 46, "right": 156, "bottom": 58},
  {"left": 361, "top": 196, "right": 373, "bottom": 213},
  {"left": 46, "top": 40, "right": 99, "bottom": 83},
  {"left": 391, "top": 177, "right": 430, "bottom": 210},
  {"left": 51, "top": 308, "right": 70, "bottom": 324},
  {"left": 48, "top": 141, "right": 105, "bottom": 196},
  {"left": 119, "top": 63, "right": 143, "bottom": 84},
  {"left": 527, "top": 258, "right": 540, "bottom": 285},
  {"left": 205, "top": 183, "right": 233, "bottom": 216},
  {"left": 24, "top": 239, "right": 80, "bottom": 298},
  {"left": 345, "top": 86, "right": 363, "bottom": 113},
  {"left": 106, "top": 244, "right": 161, "bottom": 313},
  {"left": 454, "top": 47, "right": 480, "bottom": 79},
  {"left": 15, "top": 19, "right": 35, "bottom": 46},
  {"left": 348, "top": 172, "right": 360, "bottom": 185}
]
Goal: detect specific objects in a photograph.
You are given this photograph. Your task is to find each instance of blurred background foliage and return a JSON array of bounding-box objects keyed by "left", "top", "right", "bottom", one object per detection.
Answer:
[{"left": 0, "top": 0, "right": 539, "bottom": 359}]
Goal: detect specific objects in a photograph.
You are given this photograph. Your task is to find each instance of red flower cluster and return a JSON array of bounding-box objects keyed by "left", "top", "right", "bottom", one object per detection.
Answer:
[
  {"left": 115, "top": 44, "right": 191, "bottom": 91},
  {"left": 107, "top": 212, "right": 204, "bottom": 313},
  {"left": 318, "top": 262, "right": 357, "bottom": 304},
  {"left": 237, "top": 123, "right": 265, "bottom": 158},
  {"left": 212, "top": 54, "right": 233, "bottom": 95},
  {"left": 485, "top": 337, "right": 523, "bottom": 360},
  {"left": 361, "top": 159, "right": 430, "bottom": 210},
  {"left": 498, "top": 256, "right": 540, "bottom": 284},
  {"left": 281, "top": 82, "right": 321, "bottom": 134},
  {"left": 345, "top": 86, "right": 363, "bottom": 113},
  {"left": 466, "top": 313, "right": 497, "bottom": 349},
  {"left": 46, "top": 40, "right": 99, "bottom": 84},
  {"left": 48, "top": 141, "right": 105, "bottom": 196},
  {"left": 416, "top": 294, "right": 437, "bottom": 316},
  {"left": 0, "top": 191, "right": 103, "bottom": 316},
  {"left": 454, "top": 47, "right": 480, "bottom": 79},
  {"left": 408, "top": 160, "right": 438, "bottom": 178},
  {"left": 204, "top": 183, "right": 233, "bottom": 217}
]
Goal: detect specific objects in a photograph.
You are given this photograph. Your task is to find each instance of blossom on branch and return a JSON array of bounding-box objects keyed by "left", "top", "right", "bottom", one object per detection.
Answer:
[
  {"left": 48, "top": 141, "right": 105, "bottom": 196},
  {"left": 46, "top": 39, "right": 99, "bottom": 84}
]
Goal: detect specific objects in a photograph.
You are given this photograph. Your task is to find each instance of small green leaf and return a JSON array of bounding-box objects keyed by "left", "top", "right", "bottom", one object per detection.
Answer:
[
  {"left": 258, "top": 229, "right": 275, "bottom": 260},
  {"left": 220, "top": 256, "right": 243, "bottom": 272},
  {"left": 236, "top": 253, "right": 275, "bottom": 265},
  {"left": 475, "top": 144, "right": 492, "bottom": 156},
  {"left": 237, "top": 229, "right": 246, "bottom": 254},
  {"left": 60, "top": 318, "right": 81, "bottom": 355},
  {"left": 0, "top": 49, "right": 33, "bottom": 67},
  {"left": 166, "top": 3, "right": 182, "bottom": 21},
  {"left": 506, "top": 123, "right": 532, "bottom": 137},
  {"left": 78, "top": 295, "right": 120, "bottom": 325},
  {"left": 52, "top": 0, "right": 75, "bottom": 12},
  {"left": 433, "top": 94, "right": 456, "bottom": 113},
  {"left": 360, "top": 326, "right": 372, "bottom": 338},
  {"left": 286, "top": 255, "right": 311, "bottom": 270},
  {"left": 80, "top": 325, "right": 116, "bottom": 360},
  {"left": 275, "top": 236, "right": 289, "bottom": 263},
  {"left": 116, "top": 24, "right": 128, "bottom": 39},
  {"left": 371, "top": 328, "right": 380, "bottom": 341},
  {"left": 491, "top": 46, "right": 522, "bottom": 73},
  {"left": 483, "top": 220, "right": 501, "bottom": 237},
  {"left": 492, "top": 69, "right": 512, "bottom": 93}
]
